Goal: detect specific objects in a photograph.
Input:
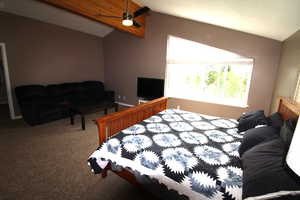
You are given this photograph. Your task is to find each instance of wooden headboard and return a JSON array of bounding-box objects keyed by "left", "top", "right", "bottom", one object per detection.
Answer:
[{"left": 278, "top": 97, "right": 300, "bottom": 120}]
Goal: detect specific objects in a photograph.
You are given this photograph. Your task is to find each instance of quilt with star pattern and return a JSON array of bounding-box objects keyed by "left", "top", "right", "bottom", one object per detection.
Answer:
[{"left": 88, "top": 109, "right": 244, "bottom": 200}]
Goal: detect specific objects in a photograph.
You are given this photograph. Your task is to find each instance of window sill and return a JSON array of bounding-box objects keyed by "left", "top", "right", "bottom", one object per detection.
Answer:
[{"left": 169, "top": 96, "right": 249, "bottom": 108}]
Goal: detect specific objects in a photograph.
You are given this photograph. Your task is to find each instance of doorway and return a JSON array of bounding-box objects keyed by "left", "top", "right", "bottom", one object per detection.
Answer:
[{"left": 0, "top": 43, "right": 17, "bottom": 120}]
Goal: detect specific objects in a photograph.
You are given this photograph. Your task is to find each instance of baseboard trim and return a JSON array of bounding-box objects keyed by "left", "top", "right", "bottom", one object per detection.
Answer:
[{"left": 115, "top": 102, "right": 134, "bottom": 107}]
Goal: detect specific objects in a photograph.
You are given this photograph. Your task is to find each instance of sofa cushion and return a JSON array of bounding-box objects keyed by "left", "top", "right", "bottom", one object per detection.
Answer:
[
  {"left": 47, "top": 83, "right": 81, "bottom": 103},
  {"left": 47, "top": 83, "right": 81, "bottom": 96},
  {"left": 238, "top": 126, "right": 279, "bottom": 157},
  {"left": 242, "top": 138, "right": 300, "bottom": 200},
  {"left": 69, "top": 94, "right": 98, "bottom": 106},
  {"left": 82, "top": 81, "right": 104, "bottom": 89},
  {"left": 61, "top": 82, "right": 83, "bottom": 95},
  {"left": 15, "top": 85, "right": 47, "bottom": 101},
  {"left": 237, "top": 110, "right": 268, "bottom": 132},
  {"left": 47, "top": 84, "right": 63, "bottom": 96},
  {"left": 82, "top": 81, "right": 105, "bottom": 100}
]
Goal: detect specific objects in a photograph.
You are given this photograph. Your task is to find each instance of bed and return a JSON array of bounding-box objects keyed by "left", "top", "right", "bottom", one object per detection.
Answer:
[{"left": 88, "top": 97, "right": 300, "bottom": 200}]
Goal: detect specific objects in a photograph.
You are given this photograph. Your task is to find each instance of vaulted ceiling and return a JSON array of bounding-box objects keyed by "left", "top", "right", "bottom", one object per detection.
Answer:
[
  {"left": 1, "top": 0, "right": 300, "bottom": 41},
  {"left": 135, "top": 0, "right": 300, "bottom": 41},
  {"left": 0, "top": 0, "right": 113, "bottom": 37}
]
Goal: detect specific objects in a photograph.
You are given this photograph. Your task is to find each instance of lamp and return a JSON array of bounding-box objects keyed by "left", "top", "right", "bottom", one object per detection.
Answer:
[
  {"left": 286, "top": 117, "right": 300, "bottom": 176},
  {"left": 122, "top": 12, "right": 133, "bottom": 26}
]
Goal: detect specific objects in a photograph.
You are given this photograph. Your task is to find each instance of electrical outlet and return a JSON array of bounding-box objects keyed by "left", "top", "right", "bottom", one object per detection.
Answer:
[
  {"left": 118, "top": 95, "right": 121, "bottom": 99},
  {"left": 123, "top": 96, "right": 126, "bottom": 101},
  {"left": 177, "top": 105, "right": 180, "bottom": 110}
]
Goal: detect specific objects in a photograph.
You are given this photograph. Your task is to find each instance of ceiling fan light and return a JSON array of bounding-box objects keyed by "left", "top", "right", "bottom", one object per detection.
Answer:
[{"left": 122, "top": 19, "right": 133, "bottom": 26}]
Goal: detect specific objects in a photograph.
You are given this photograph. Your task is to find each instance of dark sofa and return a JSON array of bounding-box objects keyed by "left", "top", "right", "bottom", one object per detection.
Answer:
[{"left": 15, "top": 81, "right": 115, "bottom": 126}]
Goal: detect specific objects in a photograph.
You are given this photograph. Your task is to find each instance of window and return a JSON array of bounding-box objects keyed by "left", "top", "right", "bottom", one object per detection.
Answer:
[{"left": 165, "top": 36, "right": 253, "bottom": 107}]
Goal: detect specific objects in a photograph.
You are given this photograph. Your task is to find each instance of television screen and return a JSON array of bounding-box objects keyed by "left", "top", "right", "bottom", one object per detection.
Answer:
[{"left": 137, "top": 77, "right": 164, "bottom": 99}]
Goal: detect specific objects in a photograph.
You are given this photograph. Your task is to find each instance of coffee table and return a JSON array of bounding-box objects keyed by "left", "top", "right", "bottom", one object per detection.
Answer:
[{"left": 70, "top": 102, "right": 118, "bottom": 130}]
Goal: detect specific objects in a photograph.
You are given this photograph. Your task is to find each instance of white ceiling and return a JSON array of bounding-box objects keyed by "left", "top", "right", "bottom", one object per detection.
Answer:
[
  {"left": 0, "top": 0, "right": 113, "bottom": 37},
  {"left": 135, "top": 0, "right": 300, "bottom": 41},
  {"left": 1, "top": 0, "right": 299, "bottom": 41}
]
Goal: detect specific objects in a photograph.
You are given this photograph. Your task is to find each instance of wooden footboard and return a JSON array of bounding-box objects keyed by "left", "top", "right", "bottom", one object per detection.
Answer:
[
  {"left": 93, "top": 97, "right": 168, "bottom": 183},
  {"left": 94, "top": 97, "right": 168, "bottom": 145}
]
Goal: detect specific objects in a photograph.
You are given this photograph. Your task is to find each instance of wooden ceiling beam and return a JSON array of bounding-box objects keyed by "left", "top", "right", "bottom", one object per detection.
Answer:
[{"left": 40, "top": 0, "right": 146, "bottom": 37}]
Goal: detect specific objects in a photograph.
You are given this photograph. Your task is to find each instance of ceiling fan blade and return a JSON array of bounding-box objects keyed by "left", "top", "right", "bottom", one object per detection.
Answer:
[
  {"left": 133, "top": 6, "right": 150, "bottom": 18},
  {"left": 95, "top": 14, "right": 122, "bottom": 18},
  {"left": 133, "top": 20, "right": 141, "bottom": 28}
]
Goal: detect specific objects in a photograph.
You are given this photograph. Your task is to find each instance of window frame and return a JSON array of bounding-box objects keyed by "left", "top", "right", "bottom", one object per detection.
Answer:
[{"left": 164, "top": 35, "right": 254, "bottom": 108}]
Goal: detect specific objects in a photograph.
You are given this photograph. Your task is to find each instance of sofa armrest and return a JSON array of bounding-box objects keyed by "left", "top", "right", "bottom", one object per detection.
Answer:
[
  {"left": 104, "top": 91, "right": 115, "bottom": 102},
  {"left": 18, "top": 102, "right": 41, "bottom": 125}
]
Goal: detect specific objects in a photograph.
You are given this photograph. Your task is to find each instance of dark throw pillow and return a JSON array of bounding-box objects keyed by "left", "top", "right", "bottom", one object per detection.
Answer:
[
  {"left": 242, "top": 138, "right": 300, "bottom": 200},
  {"left": 267, "top": 112, "right": 284, "bottom": 130},
  {"left": 280, "top": 119, "right": 296, "bottom": 148},
  {"left": 237, "top": 110, "right": 268, "bottom": 132},
  {"left": 238, "top": 126, "right": 279, "bottom": 157}
]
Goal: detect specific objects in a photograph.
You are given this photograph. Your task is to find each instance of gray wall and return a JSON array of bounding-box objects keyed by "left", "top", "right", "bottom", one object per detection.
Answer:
[
  {"left": 0, "top": 12, "right": 105, "bottom": 116},
  {"left": 103, "top": 12, "right": 282, "bottom": 118},
  {"left": 271, "top": 29, "right": 300, "bottom": 112}
]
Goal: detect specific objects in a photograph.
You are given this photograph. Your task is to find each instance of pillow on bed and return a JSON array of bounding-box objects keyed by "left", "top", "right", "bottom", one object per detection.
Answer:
[
  {"left": 238, "top": 126, "right": 279, "bottom": 157},
  {"left": 267, "top": 112, "right": 283, "bottom": 130},
  {"left": 242, "top": 138, "right": 300, "bottom": 200},
  {"left": 280, "top": 119, "right": 296, "bottom": 148},
  {"left": 237, "top": 110, "right": 268, "bottom": 132}
]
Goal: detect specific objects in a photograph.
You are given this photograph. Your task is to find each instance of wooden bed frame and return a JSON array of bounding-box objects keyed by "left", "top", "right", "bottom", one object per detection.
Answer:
[
  {"left": 94, "top": 97, "right": 168, "bottom": 184},
  {"left": 93, "top": 96, "right": 300, "bottom": 185}
]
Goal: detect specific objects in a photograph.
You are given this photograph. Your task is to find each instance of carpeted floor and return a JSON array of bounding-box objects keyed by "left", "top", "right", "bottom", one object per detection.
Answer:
[{"left": 0, "top": 104, "right": 157, "bottom": 200}]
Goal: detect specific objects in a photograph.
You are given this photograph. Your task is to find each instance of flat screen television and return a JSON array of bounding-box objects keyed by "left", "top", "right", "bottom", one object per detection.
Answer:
[{"left": 137, "top": 77, "right": 164, "bottom": 100}]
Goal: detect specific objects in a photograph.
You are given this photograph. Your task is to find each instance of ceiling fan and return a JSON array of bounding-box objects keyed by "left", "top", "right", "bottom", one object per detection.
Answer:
[{"left": 96, "top": 0, "right": 150, "bottom": 28}]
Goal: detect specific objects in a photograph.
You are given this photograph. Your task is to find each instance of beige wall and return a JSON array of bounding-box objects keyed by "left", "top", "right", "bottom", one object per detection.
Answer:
[
  {"left": 0, "top": 12, "right": 105, "bottom": 115},
  {"left": 168, "top": 98, "right": 247, "bottom": 119},
  {"left": 103, "top": 12, "right": 282, "bottom": 118},
  {"left": 271, "top": 30, "right": 300, "bottom": 113}
]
